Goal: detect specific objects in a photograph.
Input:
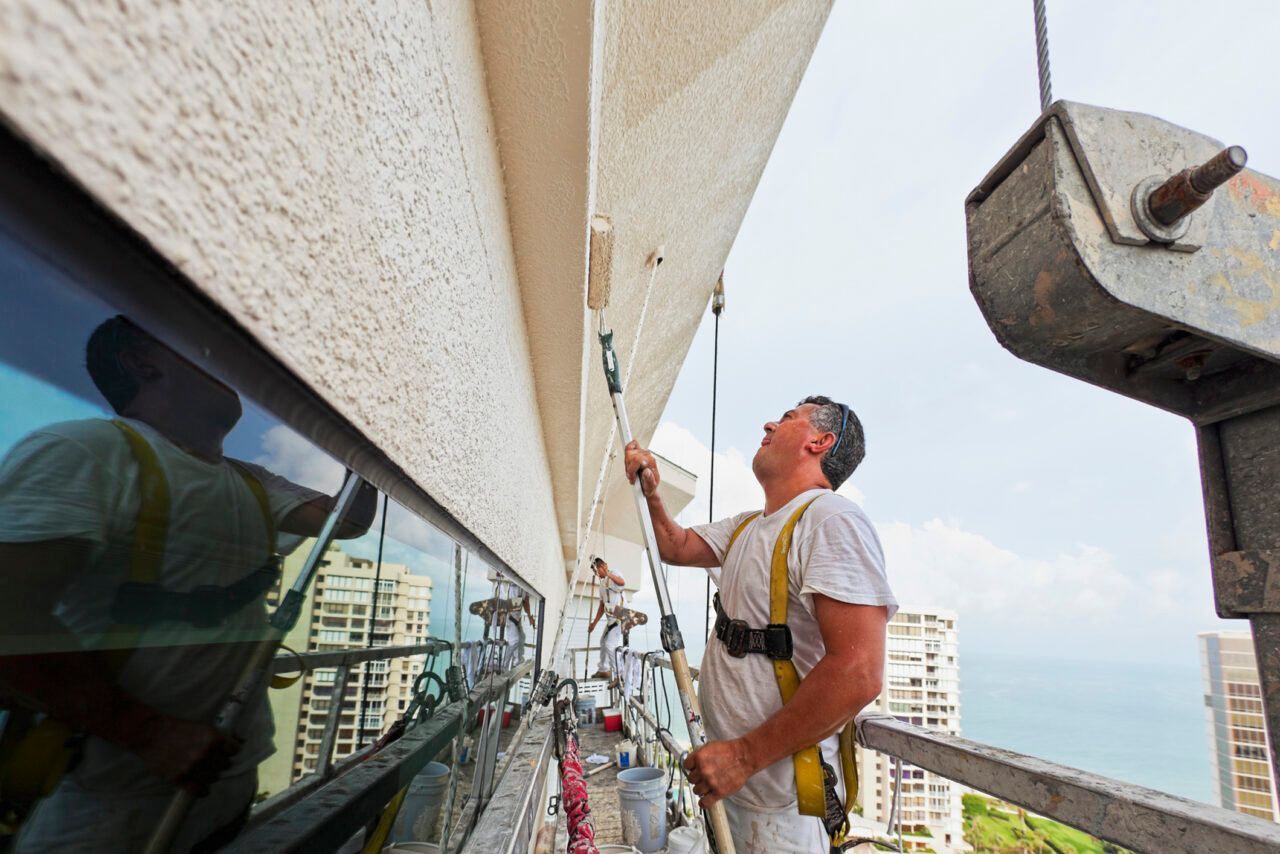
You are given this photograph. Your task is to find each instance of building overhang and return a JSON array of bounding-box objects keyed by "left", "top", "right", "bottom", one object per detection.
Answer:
[{"left": 475, "top": 0, "right": 832, "bottom": 565}]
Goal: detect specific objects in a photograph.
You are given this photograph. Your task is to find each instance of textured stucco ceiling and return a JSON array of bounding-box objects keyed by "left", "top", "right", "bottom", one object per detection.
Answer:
[{"left": 478, "top": 0, "right": 832, "bottom": 561}]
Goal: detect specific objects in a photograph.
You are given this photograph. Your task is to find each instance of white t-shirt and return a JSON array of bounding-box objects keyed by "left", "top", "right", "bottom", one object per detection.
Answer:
[
  {"left": 601, "top": 576, "right": 626, "bottom": 616},
  {"left": 0, "top": 417, "right": 322, "bottom": 787},
  {"left": 691, "top": 488, "right": 896, "bottom": 813}
]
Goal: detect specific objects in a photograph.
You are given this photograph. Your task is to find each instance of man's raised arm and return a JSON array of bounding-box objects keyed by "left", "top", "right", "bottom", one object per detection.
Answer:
[{"left": 623, "top": 441, "right": 718, "bottom": 567}]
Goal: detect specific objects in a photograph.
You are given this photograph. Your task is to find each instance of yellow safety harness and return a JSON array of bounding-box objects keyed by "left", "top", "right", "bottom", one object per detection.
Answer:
[
  {"left": 722, "top": 497, "right": 860, "bottom": 850},
  {"left": 0, "top": 420, "right": 291, "bottom": 805}
]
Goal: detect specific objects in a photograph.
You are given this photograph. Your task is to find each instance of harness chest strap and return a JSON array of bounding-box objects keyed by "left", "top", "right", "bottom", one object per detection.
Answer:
[
  {"left": 722, "top": 499, "right": 860, "bottom": 831},
  {"left": 108, "top": 421, "right": 296, "bottom": 687}
]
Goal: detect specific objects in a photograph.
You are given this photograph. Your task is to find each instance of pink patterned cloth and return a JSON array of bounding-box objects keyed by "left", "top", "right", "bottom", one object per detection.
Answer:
[{"left": 560, "top": 734, "right": 599, "bottom": 854}]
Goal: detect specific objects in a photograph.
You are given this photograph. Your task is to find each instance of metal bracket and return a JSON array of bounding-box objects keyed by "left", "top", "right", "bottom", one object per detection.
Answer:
[{"left": 1212, "top": 549, "right": 1280, "bottom": 618}]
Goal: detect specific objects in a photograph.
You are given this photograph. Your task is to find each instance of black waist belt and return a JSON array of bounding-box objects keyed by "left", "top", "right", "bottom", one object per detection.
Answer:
[
  {"left": 712, "top": 593, "right": 792, "bottom": 660},
  {"left": 110, "top": 558, "right": 282, "bottom": 628}
]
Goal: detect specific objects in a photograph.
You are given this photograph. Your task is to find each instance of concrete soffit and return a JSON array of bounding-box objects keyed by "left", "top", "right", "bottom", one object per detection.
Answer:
[
  {"left": 476, "top": 0, "right": 832, "bottom": 568},
  {"left": 473, "top": 0, "right": 599, "bottom": 564}
]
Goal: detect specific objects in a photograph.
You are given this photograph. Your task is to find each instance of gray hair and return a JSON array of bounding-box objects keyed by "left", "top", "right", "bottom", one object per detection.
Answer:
[{"left": 799, "top": 395, "right": 865, "bottom": 490}]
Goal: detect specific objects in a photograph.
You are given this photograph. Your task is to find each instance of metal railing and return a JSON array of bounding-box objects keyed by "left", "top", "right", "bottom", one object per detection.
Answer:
[
  {"left": 231, "top": 654, "right": 533, "bottom": 852},
  {"left": 616, "top": 652, "right": 1280, "bottom": 854},
  {"left": 246, "top": 641, "right": 454, "bottom": 829}
]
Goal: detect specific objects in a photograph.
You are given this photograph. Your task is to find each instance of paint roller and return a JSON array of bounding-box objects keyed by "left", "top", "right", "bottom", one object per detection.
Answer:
[
  {"left": 587, "top": 214, "right": 614, "bottom": 311},
  {"left": 587, "top": 214, "right": 663, "bottom": 311}
]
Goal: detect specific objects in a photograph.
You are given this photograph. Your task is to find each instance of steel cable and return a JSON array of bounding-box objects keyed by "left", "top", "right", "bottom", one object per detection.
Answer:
[{"left": 1033, "top": 0, "right": 1052, "bottom": 112}]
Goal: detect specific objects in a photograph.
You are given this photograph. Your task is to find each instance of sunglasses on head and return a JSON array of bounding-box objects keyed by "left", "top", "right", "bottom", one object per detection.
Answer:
[{"left": 829, "top": 403, "right": 850, "bottom": 456}]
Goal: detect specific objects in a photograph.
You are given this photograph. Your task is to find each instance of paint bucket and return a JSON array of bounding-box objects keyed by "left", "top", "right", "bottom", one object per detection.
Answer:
[
  {"left": 602, "top": 708, "right": 622, "bottom": 732},
  {"left": 502, "top": 706, "right": 513, "bottom": 729},
  {"left": 616, "top": 767, "right": 668, "bottom": 852},
  {"left": 666, "top": 825, "right": 706, "bottom": 854},
  {"left": 389, "top": 761, "right": 451, "bottom": 843}
]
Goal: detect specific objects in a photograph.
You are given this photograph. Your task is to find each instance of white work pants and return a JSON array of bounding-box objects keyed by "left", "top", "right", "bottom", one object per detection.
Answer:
[
  {"left": 597, "top": 623, "right": 622, "bottom": 676},
  {"left": 502, "top": 617, "right": 525, "bottom": 670},
  {"left": 722, "top": 798, "right": 828, "bottom": 853}
]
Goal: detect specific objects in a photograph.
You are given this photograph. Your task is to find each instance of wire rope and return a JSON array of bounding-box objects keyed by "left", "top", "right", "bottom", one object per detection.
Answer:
[
  {"left": 704, "top": 291, "right": 723, "bottom": 641},
  {"left": 1032, "top": 0, "right": 1052, "bottom": 112},
  {"left": 547, "top": 258, "right": 662, "bottom": 681}
]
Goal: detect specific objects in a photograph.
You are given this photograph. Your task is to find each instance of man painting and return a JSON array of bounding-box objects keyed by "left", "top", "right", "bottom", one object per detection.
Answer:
[{"left": 623, "top": 396, "right": 895, "bottom": 852}]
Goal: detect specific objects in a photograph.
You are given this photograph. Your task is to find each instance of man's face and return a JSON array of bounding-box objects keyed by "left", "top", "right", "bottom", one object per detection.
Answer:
[
  {"left": 124, "top": 342, "right": 243, "bottom": 434},
  {"left": 594, "top": 561, "right": 608, "bottom": 579},
  {"left": 752, "top": 403, "right": 824, "bottom": 481}
]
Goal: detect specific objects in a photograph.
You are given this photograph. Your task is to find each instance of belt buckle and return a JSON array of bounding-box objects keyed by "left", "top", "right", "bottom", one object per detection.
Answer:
[
  {"left": 764, "top": 624, "right": 793, "bottom": 660},
  {"left": 724, "top": 619, "right": 750, "bottom": 658}
]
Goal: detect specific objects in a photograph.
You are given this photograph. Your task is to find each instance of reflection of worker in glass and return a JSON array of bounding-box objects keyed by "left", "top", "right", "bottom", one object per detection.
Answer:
[
  {"left": 490, "top": 577, "right": 535, "bottom": 671},
  {"left": 586, "top": 557, "right": 628, "bottom": 680},
  {"left": 0, "top": 316, "right": 375, "bottom": 852}
]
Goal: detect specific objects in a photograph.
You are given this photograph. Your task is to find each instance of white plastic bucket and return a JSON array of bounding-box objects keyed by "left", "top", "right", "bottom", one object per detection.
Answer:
[
  {"left": 666, "top": 825, "right": 706, "bottom": 854},
  {"left": 616, "top": 738, "right": 636, "bottom": 769},
  {"left": 389, "top": 761, "right": 451, "bottom": 842},
  {"left": 616, "top": 767, "right": 668, "bottom": 852}
]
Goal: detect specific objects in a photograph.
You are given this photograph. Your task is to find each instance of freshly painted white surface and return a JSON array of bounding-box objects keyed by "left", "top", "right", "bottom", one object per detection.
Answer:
[{"left": 0, "top": 2, "right": 564, "bottom": 597}]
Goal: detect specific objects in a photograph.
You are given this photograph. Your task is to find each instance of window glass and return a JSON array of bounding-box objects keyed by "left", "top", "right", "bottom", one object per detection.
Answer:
[{"left": 0, "top": 222, "right": 541, "bottom": 851}]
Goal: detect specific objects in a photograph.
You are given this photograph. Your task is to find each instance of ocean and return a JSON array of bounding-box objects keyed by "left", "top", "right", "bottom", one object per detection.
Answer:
[
  {"left": 643, "top": 647, "right": 1213, "bottom": 806},
  {"left": 960, "top": 650, "right": 1212, "bottom": 804}
]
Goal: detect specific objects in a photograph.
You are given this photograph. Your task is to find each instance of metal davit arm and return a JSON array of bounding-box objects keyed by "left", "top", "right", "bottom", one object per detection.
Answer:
[{"left": 966, "top": 100, "right": 1280, "bottom": 794}]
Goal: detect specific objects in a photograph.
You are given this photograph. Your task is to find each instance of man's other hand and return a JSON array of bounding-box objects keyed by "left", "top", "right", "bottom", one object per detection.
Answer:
[
  {"left": 132, "top": 715, "right": 242, "bottom": 796},
  {"left": 683, "top": 738, "right": 755, "bottom": 809},
  {"left": 623, "top": 440, "right": 661, "bottom": 497}
]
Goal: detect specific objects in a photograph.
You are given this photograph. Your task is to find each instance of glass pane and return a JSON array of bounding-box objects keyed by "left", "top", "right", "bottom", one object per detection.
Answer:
[{"left": 0, "top": 227, "right": 374, "bottom": 850}]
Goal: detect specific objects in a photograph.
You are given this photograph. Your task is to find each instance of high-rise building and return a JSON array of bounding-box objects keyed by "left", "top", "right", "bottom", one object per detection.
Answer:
[
  {"left": 854, "top": 608, "right": 964, "bottom": 853},
  {"left": 262, "top": 543, "right": 434, "bottom": 791},
  {"left": 1200, "top": 630, "right": 1278, "bottom": 821}
]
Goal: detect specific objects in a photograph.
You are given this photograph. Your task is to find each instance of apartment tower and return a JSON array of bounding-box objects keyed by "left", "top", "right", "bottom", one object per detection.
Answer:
[
  {"left": 854, "top": 608, "right": 964, "bottom": 853},
  {"left": 262, "top": 543, "right": 434, "bottom": 789},
  {"left": 1200, "top": 630, "right": 1278, "bottom": 821}
]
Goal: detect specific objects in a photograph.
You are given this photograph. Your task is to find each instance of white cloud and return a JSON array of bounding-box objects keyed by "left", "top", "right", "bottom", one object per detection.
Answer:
[
  {"left": 878, "top": 518, "right": 1205, "bottom": 634},
  {"left": 254, "top": 424, "right": 346, "bottom": 491}
]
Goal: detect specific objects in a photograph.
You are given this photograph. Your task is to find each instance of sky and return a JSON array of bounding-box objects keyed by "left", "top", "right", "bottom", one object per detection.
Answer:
[{"left": 637, "top": 0, "right": 1280, "bottom": 666}]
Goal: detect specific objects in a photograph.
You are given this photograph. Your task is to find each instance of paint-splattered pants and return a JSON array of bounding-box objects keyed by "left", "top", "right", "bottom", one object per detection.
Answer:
[{"left": 723, "top": 797, "right": 828, "bottom": 853}]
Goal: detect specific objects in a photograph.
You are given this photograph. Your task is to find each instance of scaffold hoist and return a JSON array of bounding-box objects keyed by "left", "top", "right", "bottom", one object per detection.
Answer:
[{"left": 970, "top": 0, "right": 1280, "bottom": 795}]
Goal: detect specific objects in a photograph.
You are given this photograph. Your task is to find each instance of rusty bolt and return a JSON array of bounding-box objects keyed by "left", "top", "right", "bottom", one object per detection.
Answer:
[{"left": 1147, "top": 146, "right": 1247, "bottom": 226}]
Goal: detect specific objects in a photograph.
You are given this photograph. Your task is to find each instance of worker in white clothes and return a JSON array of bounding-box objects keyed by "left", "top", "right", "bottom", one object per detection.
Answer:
[
  {"left": 624, "top": 396, "right": 895, "bottom": 853},
  {"left": 491, "top": 576, "right": 535, "bottom": 671},
  {"left": 586, "top": 557, "right": 628, "bottom": 681}
]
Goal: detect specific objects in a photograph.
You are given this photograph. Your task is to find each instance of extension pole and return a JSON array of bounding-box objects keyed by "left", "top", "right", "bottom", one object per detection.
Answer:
[
  {"left": 143, "top": 472, "right": 366, "bottom": 854},
  {"left": 597, "top": 313, "right": 736, "bottom": 854}
]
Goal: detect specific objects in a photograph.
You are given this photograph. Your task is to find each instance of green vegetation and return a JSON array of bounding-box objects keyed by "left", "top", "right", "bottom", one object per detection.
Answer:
[{"left": 963, "top": 793, "right": 1131, "bottom": 854}]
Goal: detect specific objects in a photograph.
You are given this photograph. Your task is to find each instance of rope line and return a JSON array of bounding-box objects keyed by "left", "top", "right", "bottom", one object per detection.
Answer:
[
  {"left": 547, "top": 258, "right": 663, "bottom": 680},
  {"left": 704, "top": 295, "right": 722, "bottom": 641},
  {"left": 560, "top": 728, "right": 599, "bottom": 854},
  {"left": 1032, "top": 0, "right": 1052, "bottom": 112}
]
